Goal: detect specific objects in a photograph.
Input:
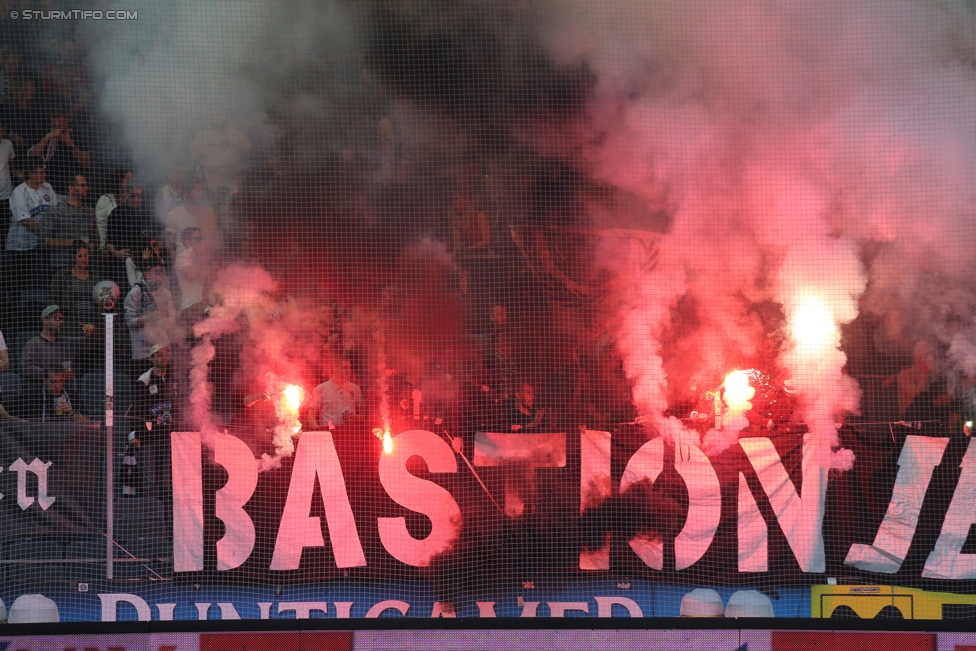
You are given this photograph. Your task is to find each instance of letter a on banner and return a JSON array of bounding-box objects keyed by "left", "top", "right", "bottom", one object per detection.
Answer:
[
  {"left": 846, "top": 435, "right": 948, "bottom": 574},
  {"left": 271, "top": 432, "right": 366, "bottom": 569},
  {"left": 378, "top": 429, "right": 461, "bottom": 566},
  {"left": 924, "top": 438, "right": 976, "bottom": 579}
]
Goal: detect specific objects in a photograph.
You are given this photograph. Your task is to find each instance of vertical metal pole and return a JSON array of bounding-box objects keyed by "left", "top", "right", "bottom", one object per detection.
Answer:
[{"left": 105, "top": 312, "right": 114, "bottom": 580}]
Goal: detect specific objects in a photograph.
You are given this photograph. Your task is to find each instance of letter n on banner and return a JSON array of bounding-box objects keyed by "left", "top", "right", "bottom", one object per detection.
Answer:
[
  {"left": 740, "top": 437, "right": 826, "bottom": 573},
  {"left": 271, "top": 432, "right": 366, "bottom": 570}
]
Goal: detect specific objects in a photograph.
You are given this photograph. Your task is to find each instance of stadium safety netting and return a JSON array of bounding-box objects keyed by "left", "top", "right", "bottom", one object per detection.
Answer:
[{"left": 0, "top": 0, "right": 975, "bottom": 624}]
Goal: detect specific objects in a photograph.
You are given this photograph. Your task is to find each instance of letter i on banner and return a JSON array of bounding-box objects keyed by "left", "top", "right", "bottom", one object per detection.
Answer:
[{"left": 580, "top": 429, "right": 612, "bottom": 570}]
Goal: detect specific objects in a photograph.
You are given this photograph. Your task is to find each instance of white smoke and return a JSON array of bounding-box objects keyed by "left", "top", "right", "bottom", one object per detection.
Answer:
[
  {"left": 81, "top": 0, "right": 357, "bottom": 181},
  {"left": 540, "top": 0, "right": 976, "bottom": 456}
]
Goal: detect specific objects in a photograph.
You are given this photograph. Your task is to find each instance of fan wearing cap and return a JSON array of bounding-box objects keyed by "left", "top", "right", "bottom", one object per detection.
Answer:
[
  {"left": 131, "top": 343, "right": 178, "bottom": 501},
  {"left": 21, "top": 305, "right": 85, "bottom": 386}
]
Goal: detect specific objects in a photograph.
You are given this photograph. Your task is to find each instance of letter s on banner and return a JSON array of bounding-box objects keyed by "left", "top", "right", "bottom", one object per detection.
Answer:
[{"left": 378, "top": 429, "right": 461, "bottom": 566}]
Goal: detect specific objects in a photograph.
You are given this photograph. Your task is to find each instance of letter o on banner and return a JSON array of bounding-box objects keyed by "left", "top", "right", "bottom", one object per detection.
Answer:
[
  {"left": 620, "top": 438, "right": 665, "bottom": 569},
  {"left": 619, "top": 438, "right": 721, "bottom": 570}
]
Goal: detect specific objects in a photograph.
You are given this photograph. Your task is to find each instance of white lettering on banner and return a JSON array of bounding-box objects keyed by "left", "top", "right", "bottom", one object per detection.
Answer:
[
  {"left": 270, "top": 432, "right": 366, "bottom": 570},
  {"left": 377, "top": 430, "right": 462, "bottom": 566},
  {"left": 673, "top": 444, "right": 721, "bottom": 570},
  {"left": 9, "top": 458, "right": 55, "bottom": 510},
  {"left": 474, "top": 432, "right": 567, "bottom": 517},
  {"left": 195, "top": 602, "right": 211, "bottom": 620},
  {"left": 740, "top": 437, "right": 827, "bottom": 573},
  {"left": 595, "top": 596, "right": 643, "bottom": 617},
  {"left": 520, "top": 601, "right": 540, "bottom": 617},
  {"left": 738, "top": 472, "right": 768, "bottom": 572},
  {"left": 846, "top": 435, "right": 949, "bottom": 574},
  {"left": 172, "top": 432, "right": 204, "bottom": 572},
  {"left": 258, "top": 602, "right": 272, "bottom": 619},
  {"left": 365, "top": 600, "right": 410, "bottom": 617},
  {"left": 924, "top": 438, "right": 976, "bottom": 579},
  {"left": 214, "top": 432, "right": 258, "bottom": 570},
  {"left": 549, "top": 602, "right": 589, "bottom": 617},
  {"left": 218, "top": 603, "right": 242, "bottom": 619},
  {"left": 580, "top": 429, "right": 612, "bottom": 570},
  {"left": 476, "top": 601, "right": 497, "bottom": 617},
  {"left": 619, "top": 437, "right": 665, "bottom": 570},
  {"left": 98, "top": 593, "right": 152, "bottom": 621},
  {"left": 156, "top": 603, "right": 176, "bottom": 620},
  {"left": 279, "top": 602, "right": 329, "bottom": 618},
  {"left": 335, "top": 602, "right": 353, "bottom": 618}
]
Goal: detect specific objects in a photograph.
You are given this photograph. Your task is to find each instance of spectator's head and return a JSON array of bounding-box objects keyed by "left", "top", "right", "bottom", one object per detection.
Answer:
[
  {"left": 181, "top": 227, "right": 203, "bottom": 249},
  {"left": 27, "top": 164, "right": 45, "bottom": 187},
  {"left": 141, "top": 261, "right": 166, "bottom": 290},
  {"left": 336, "top": 355, "right": 354, "bottom": 384},
  {"left": 128, "top": 187, "right": 144, "bottom": 209},
  {"left": 0, "top": 122, "right": 6, "bottom": 139},
  {"left": 43, "top": 367, "right": 66, "bottom": 397},
  {"left": 50, "top": 112, "right": 69, "bottom": 131},
  {"left": 516, "top": 382, "right": 535, "bottom": 410},
  {"left": 167, "top": 164, "right": 185, "bottom": 188},
  {"left": 67, "top": 174, "right": 88, "bottom": 201},
  {"left": 491, "top": 305, "right": 508, "bottom": 328},
  {"left": 41, "top": 305, "right": 64, "bottom": 337},
  {"left": 913, "top": 341, "right": 936, "bottom": 374},
  {"left": 316, "top": 299, "right": 336, "bottom": 329},
  {"left": 187, "top": 181, "right": 207, "bottom": 206},
  {"left": 71, "top": 241, "right": 90, "bottom": 270},
  {"left": 149, "top": 343, "right": 170, "bottom": 370},
  {"left": 107, "top": 168, "right": 133, "bottom": 197}
]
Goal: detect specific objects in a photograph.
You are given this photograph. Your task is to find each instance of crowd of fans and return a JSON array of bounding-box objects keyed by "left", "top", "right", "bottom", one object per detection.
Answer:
[{"left": 1, "top": 29, "right": 971, "bottom": 516}]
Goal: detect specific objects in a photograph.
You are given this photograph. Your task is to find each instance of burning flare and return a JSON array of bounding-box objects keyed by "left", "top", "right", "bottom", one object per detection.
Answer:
[
  {"left": 258, "top": 376, "right": 305, "bottom": 472},
  {"left": 723, "top": 370, "right": 755, "bottom": 414},
  {"left": 792, "top": 296, "right": 837, "bottom": 354}
]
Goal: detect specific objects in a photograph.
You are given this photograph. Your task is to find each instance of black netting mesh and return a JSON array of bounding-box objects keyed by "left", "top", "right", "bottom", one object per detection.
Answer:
[{"left": 0, "top": 0, "right": 975, "bottom": 625}]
